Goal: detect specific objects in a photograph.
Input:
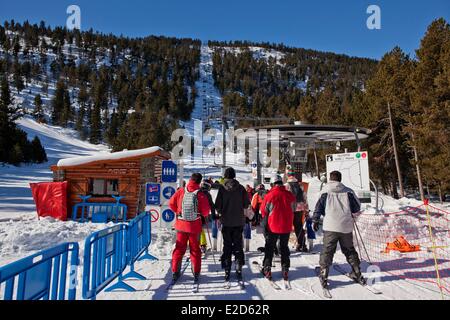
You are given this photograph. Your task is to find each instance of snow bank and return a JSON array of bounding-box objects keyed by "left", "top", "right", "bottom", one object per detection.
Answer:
[
  {"left": 56, "top": 146, "right": 162, "bottom": 167},
  {"left": 0, "top": 216, "right": 111, "bottom": 267}
]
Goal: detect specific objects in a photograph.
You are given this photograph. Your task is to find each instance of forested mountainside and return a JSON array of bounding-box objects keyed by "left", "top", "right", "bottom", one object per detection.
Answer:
[
  {"left": 0, "top": 19, "right": 201, "bottom": 163},
  {"left": 209, "top": 39, "right": 377, "bottom": 125}
]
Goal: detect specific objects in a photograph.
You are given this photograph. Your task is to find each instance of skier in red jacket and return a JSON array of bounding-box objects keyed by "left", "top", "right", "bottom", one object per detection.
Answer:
[
  {"left": 260, "top": 174, "right": 296, "bottom": 281},
  {"left": 168, "top": 173, "right": 210, "bottom": 282}
]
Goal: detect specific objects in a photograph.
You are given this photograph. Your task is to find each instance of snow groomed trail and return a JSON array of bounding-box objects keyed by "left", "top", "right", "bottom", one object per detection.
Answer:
[{"left": 95, "top": 223, "right": 446, "bottom": 300}]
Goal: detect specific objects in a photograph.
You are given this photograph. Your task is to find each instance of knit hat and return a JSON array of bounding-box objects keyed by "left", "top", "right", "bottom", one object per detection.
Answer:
[{"left": 224, "top": 167, "right": 236, "bottom": 179}]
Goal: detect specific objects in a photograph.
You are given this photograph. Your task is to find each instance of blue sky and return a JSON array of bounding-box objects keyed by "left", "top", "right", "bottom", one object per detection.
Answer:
[{"left": 0, "top": 0, "right": 448, "bottom": 59}]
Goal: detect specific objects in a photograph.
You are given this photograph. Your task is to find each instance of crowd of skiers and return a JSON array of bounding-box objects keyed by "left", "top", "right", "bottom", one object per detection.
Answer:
[{"left": 168, "top": 166, "right": 366, "bottom": 289}]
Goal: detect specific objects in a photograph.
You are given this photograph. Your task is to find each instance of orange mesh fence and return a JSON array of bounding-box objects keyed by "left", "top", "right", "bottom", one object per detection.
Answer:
[{"left": 354, "top": 203, "right": 450, "bottom": 295}]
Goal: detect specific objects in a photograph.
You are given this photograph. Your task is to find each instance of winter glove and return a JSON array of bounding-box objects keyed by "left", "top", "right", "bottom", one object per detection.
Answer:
[{"left": 312, "top": 220, "right": 320, "bottom": 232}]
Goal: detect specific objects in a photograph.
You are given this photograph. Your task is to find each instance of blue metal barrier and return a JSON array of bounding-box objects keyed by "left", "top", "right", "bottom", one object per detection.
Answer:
[
  {"left": 122, "top": 212, "right": 158, "bottom": 281},
  {"left": 0, "top": 243, "right": 79, "bottom": 300},
  {"left": 72, "top": 195, "right": 127, "bottom": 223},
  {"left": 82, "top": 224, "right": 132, "bottom": 299}
]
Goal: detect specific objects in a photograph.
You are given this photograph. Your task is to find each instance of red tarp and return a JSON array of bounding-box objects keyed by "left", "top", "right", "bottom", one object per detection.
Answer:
[{"left": 30, "top": 181, "right": 68, "bottom": 221}]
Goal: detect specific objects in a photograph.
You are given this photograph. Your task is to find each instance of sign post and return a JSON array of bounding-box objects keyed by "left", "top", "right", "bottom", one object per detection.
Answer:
[{"left": 325, "top": 151, "right": 371, "bottom": 203}]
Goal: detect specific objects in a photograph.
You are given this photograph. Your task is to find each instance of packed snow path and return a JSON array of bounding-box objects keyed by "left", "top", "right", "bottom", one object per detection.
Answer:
[{"left": 96, "top": 227, "right": 445, "bottom": 300}]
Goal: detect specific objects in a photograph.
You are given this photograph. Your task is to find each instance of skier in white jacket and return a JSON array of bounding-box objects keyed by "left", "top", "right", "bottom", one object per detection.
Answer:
[{"left": 312, "top": 170, "right": 365, "bottom": 289}]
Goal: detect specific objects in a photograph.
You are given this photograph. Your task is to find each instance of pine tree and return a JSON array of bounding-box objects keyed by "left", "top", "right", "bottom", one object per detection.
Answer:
[
  {"left": 30, "top": 136, "right": 47, "bottom": 163},
  {"left": 113, "top": 113, "right": 141, "bottom": 151},
  {"left": 0, "top": 75, "right": 22, "bottom": 163},
  {"left": 363, "top": 47, "right": 414, "bottom": 197},
  {"left": 89, "top": 103, "right": 102, "bottom": 144},
  {"left": 296, "top": 94, "right": 316, "bottom": 124},
  {"left": 33, "top": 94, "right": 46, "bottom": 123},
  {"left": 13, "top": 62, "right": 24, "bottom": 93},
  {"left": 409, "top": 18, "right": 450, "bottom": 195},
  {"left": 0, "top": 26, "right": 5, "bottom": 43},
  {"left": 9, "top": 143, "right": 24, "bottom": 165},
  {"left": 106, "top": 108, "right": 119, "bottom": 145},
  {"left": 61, "top": 89, "right": 73, "bottom": 126},
  {"left": 75, "top": 104, "right": 86, "bottom": 139},
  {"left": 51, "top": 79, "right": 65, "bottom": 125}
]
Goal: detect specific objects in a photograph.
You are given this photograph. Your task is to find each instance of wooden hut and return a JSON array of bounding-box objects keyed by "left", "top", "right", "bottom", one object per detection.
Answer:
[{"left": 51, "top": 147, "right": 171, "bottom": 220}]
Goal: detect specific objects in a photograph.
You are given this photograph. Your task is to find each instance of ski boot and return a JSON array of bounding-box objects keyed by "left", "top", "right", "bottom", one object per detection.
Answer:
[
  {"left": 318, "top": 267, "right": 329, "bottom": 288},
  {"left": 349, "top": 265, "right": 366, "bottom": 285},
  {"left": 282, "top": 270, "right": 289, "bottom": 281},
  {"left": 201, "top": 245, "right": 207, "bottom": 259},
  {"left": 172, "top": 271, "right": 181, "bottom": 282},
  {"left": 194, "top": 272, "right": 200, "bottom": 282},
  {"left": 224, "top": 270, "right": 231, "bottom": 282},
  {"left": 236, "top": 264, "right": 243, "bottom": 281},
  {"left": 261, "top": 266, "right": 272, "bottom": 280}
]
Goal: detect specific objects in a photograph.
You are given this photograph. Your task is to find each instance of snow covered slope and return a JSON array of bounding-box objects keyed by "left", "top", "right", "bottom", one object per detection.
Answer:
[
  {"left": 182, "top": 43, "right": 222, "bottom": 135},
  {"left": 0, "top": 116, "right": 108, "bottom": 220},
  {"left": 0, "top": 116, "right": 111, "bottom": 266}
]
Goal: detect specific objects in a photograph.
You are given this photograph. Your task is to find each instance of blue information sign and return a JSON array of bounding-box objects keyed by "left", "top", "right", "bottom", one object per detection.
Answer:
[
  {"left": 146, "top": 183, "right": 160, "bottom": 205},
  {"left": 162, "top": 209, "right": 175, "bottom": 222},
  {"left": 162, "top": 186, "right": 176, "bottom": 200},
  {"left": 162, "top": 160, "right": 177, "bottom": 183}
]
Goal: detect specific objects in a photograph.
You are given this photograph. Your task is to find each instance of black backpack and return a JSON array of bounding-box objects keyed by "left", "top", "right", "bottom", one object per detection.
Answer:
[{"left": 288, "top": 182, "right": 304, "bottom": 203}]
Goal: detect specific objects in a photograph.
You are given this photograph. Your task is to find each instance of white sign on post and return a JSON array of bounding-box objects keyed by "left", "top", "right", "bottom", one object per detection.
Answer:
[
  {"left": 251, "top": 161, "right": 257, "bottom": 180},
  {"left": 146, "top": 205, "right": 161, "bottom": 228},
  {"left": 326, "top": 151, "right": 371, "bottom": 203}
]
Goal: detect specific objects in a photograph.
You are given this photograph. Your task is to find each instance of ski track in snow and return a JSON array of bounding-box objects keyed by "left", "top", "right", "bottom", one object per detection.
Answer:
[{"left": 1, "top": 44, "right": 449, "bottom": 300}]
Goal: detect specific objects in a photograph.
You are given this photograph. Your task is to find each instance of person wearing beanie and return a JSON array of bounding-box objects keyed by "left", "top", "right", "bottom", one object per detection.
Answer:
[
  {"left": 199, "top": 179, "right": 216, "bottom": 258},
  {"left": 285, "top": 170, "right": 309, "bottom": 252},
  {"left": 260, "top": 174, "right": 296, "bottom": 281},
  {"left": 214, "top": 167, "right": 250, "bottom": 282},
  {"left": 251, "top": 184, "right": 267, "bottom": 226}
]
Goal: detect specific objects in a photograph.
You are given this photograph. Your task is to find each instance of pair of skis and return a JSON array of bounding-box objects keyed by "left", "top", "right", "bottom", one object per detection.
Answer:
[
  {"left": 315, "top": 265, "right": 382, "bottom": 299},
  {"left": 224, "top": 274, "right": 246, "bottom": 290},
  {"left": 166, "top": 257, "right": 199, "bottom": 293},
  {"left": 262, "top": 273, "right": 292, "bottom": 290},
  {"left": 252, "top": 261, "right": 291, "bottom": 290}
]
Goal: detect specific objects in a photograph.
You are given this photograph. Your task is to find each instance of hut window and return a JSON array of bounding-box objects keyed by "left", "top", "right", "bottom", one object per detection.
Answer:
[{"left": 89, "top": 179, "right": 119, "bottom": 196}]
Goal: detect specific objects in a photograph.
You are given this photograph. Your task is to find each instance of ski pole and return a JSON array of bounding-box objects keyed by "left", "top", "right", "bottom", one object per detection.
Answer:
[{"left": 205, "top": 219, "right": 218, "bottom": 267}]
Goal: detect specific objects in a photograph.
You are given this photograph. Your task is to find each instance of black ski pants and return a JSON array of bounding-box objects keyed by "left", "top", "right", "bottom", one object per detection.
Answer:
[
  {"left": 263, "top": 232, "right": 290, "bottom": 271},
  {"left": 293, "top": 211, "right": 306, "bottom": 249},
  {"left": 221, "top": 226, "right": 245, "bottom": 271}
]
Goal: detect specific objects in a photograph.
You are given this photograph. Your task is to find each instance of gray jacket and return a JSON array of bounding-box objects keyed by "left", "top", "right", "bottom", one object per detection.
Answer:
[{"left": 313, "top": 181, "right": 361, "bottom": 233}]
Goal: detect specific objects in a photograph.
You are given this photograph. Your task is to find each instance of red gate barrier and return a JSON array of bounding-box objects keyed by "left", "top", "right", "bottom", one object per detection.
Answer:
[{"left": 355, "top": 203, "right": 450, "bottom": 295}]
